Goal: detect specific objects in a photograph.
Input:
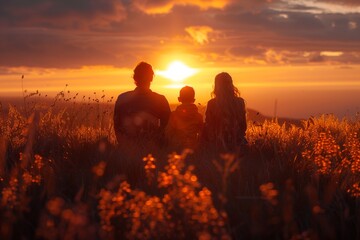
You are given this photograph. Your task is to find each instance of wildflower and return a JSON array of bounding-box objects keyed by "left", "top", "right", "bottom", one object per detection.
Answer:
[
  {"left": 302, "top": 131, "right": 340, "bottom": 174},
  {"left": 46, "top": 197, "right": 65, "bottom": 216},
  {"left": 92, "top": 161, "right": 106, "bottom": 177},
  {"left": 260, "top": 182, "right": 278, "bottom": 205},
  {"left": 143, "top": 154, "right": 156, "bottom": 184},
  {"left": 347, "top": 183, "right": 360, "bottom": 198}
]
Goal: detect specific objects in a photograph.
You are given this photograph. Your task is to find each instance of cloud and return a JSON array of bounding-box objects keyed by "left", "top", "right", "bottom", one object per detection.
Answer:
[
  {"left": 229, "top": 46, "right": 266, "bottom": 57},
  {"left": 321, "top": 51, "right": 343, "bottom": 57},
  {"left": 319, "top": 0, "right": 360, "bottom": 6},
  {"left": 272, "top": 0, "right": 360, "bottom": 16},
  {"left": 309, "top": 53, "right": 325, "bottom": 62},
  {"left": 0, "top": 0, "right": 126, "bottom": 29},
  {"left": 349, "top": 21, "right": 358, "bottom": 29},
  {"left": 185, "top": 26, "right": 214, "bottom": 44},
  {"left": 305, "top": 51, "right": 360, "bottom": 64},
  {"left": 0, "top": 29, "right": 131, "bottom": 68},
  {"left": 130, "top": 0, "right": 284, "bottom": 14},
  {"left": 131, "top": 0, "right": 229, "bottom": 14},
  {"left": 0, "top": 67, "right": 19, "bottom": 75},
  {"left": 1, "top": 0, "right": 360, "bottom": 68}
]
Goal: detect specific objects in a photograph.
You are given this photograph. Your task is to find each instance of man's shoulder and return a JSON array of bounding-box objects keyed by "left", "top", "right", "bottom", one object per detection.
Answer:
[
  {"left": 115, "top": 90, "right": 135, "bottom": 103},
  {"left": 118, "top": 90, "right": 134, "bottom": 98},
  {"left": 207, "top": 98, "right": 216, "bottom": 107},
  {"left": 150, "top": 91, "right": 167, "bottom": 100},
  {"left": 149, "top": 91, "right": 169, "bottom": 107}
]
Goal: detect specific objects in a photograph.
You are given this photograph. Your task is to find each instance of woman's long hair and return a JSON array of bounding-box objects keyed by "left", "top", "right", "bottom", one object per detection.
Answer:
[
  {"left": 212, "top": 72, "right": 240, "bottom": 106},
  {"left": 209, "top": 72, "right": 245, "bottom": 150}
]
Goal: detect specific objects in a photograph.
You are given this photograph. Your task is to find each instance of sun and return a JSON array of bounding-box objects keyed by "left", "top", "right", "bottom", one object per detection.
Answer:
[{"left": 156, "top": 60, "right": 197, "bottom": 82}]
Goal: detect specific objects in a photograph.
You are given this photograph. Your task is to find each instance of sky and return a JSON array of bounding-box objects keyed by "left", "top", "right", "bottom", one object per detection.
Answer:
[{"left": 0, "top": 0, "right": 359, "bottom": 118}]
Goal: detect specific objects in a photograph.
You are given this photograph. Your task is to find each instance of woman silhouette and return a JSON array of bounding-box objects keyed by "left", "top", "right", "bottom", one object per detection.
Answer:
[{"left": 203, "top": 72, "right": 247, "bottom": 153}]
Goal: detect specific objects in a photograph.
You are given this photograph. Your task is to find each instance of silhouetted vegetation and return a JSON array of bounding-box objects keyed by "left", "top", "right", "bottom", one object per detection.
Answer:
[{"left": 0, "top": 91, "right": 359, "bottom": 239}]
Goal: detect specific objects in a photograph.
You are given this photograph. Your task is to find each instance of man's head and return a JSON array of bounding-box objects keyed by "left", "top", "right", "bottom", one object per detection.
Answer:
[
  {"left": 133, "top": 62, "right": 154, "bottom": 88},
  {"left": 178, "top": 86, "right": 195, "bottom": 104}
]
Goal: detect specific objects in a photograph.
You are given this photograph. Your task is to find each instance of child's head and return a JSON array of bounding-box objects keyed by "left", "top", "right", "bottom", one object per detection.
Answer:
[{"left": 178, "top": 86, "right": 195, "bottom": 103}]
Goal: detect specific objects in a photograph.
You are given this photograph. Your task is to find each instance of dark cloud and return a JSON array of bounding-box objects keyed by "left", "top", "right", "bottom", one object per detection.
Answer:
[
  {"left": 0, "top": 29, "right": 126, "bottom": 68},
  {"left": 229, "top": 46, "right": 266, "bottom": 57},
  {"left": 110, "top": 5, "right": 201, "bottom": 36},
  {"left": 284, "top": 3, "right": 321, "bottom": 11},
  {"left": 334, "top": 52, "right": 360, "bottom": 64},
  {"left": 132, "top": 0, "right": 173, "bottom": 8},
  {"left": 0, "top": 67, "right": 19, "bottom": 75},
  {"left": 0, "top": 0, "right": 126, "bottom": 29},
  {"left": 0, "top": 0, "right": 360, "bottom": 68},
  {"left": 309, "top": 54, "right": 325, "bottom": 63},
  {"left": 213, "top": 4, "right": 360, "bottom": 43},
  {"left": 319, "top": 0, "right": 360, "bottom": 6}
]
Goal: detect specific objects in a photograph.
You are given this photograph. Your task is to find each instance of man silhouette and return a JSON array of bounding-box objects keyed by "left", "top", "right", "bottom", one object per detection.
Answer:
[{"left": 113, "top": 62, "right": 171, "bottom": 147}]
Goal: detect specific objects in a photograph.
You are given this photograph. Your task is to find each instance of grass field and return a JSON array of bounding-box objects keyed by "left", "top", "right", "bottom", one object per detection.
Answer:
[{"left": 0, "top": 91, "right": 359, "bottom": 239}]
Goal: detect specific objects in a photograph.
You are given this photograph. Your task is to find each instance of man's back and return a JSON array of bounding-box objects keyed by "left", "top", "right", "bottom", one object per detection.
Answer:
[{"left": 114, "top": 87, "right": 171, "bottom": 142}]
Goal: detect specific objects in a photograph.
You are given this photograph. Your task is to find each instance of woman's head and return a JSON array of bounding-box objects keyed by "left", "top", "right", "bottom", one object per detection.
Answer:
[
  {"left": 213, "top": 72, "right": 240, "bottom": 99},
  {"left": 133, "top": 62, "right": 154, "bottom": 88}
]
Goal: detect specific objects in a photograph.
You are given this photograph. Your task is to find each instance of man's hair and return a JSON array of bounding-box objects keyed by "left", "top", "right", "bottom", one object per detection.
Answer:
[
  {"left": 179, "top": 86, "right": 195, "bottom": 103},
  {"left": 133, "top": 62, "right": 154, "bottom": 86}
]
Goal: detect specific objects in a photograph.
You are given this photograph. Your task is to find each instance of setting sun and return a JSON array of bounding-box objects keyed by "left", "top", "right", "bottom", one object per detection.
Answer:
[{"left": 156, "top": 60, "right": 198, "bottom": 82}]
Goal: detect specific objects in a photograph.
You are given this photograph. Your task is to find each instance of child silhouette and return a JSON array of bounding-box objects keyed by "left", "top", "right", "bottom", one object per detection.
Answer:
[{"left": 166, "top": 86, "right": 203, "bottom": 151}]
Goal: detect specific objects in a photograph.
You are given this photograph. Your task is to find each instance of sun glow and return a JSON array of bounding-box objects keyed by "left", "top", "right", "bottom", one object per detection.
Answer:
[{"left": 156, "top": 61, "right": 198, "bottom": 82}]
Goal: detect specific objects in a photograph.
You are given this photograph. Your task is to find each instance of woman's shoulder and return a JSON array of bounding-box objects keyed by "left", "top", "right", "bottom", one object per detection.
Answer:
[
  {"left": 236, "top": 97, "right": 245, "bottom": 104},
  {"left": 207, "top": 98, "right": 216, "bottom": 106},
  {"left": 205, "top": 99, "right": 217, "bottom": 111}
]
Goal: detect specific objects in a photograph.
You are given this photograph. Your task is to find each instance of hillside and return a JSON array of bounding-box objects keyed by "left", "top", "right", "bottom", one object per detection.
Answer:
[{"left": 170, "top": 103, "right": 303, "bottom": 126}]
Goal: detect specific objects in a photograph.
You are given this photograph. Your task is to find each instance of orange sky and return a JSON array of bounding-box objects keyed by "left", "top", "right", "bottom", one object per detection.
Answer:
[
  {"left": 0, "top": 0, "right": 359, "bottom": 118},
  {"left": 1, "top": 64, "right": 359, "bottom": 118}
]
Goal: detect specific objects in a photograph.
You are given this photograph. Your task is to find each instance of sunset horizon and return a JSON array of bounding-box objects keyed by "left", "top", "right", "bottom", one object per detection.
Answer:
[{"left": 1, "top": 63, "right": 359, "bottom": 118}]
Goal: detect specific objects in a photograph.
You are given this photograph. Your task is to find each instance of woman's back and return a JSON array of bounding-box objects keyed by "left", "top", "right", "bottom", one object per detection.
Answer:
[
  {"left": 204, "top": 97, "right": 246, "bottom": 152},
  {"left": 202, "top": 72, "right": 247, "bottom": 152}
]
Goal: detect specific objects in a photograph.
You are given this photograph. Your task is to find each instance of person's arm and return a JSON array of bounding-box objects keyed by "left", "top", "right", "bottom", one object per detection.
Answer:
[
  {"left": 202, "top": 101, "right": 214, "bottom": 142},
  {"left": 205, "top": 100, "right": 216, "bottom": 127},
  {"left": 238, "top": 98, "right": 247, "bottom": 138},
  {"left": 113, "top": 96, "right": 124, "bottom": 143},
  {"left": 196, "top": 112, "right": 204, "bottom": 141},
  {"left": 165, "top": 113, "right": 176, "bottom": 144},
  {"left": 159, "top": 96, "right": 171, "bottom": 129}
]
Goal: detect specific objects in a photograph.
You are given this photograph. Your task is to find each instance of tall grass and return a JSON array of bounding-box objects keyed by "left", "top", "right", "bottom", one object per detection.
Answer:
[{"left": 0, "top": 92, "right": 359, "bottom": 239}]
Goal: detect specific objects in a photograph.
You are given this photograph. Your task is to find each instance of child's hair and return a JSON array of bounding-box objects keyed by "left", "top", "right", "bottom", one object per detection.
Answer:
[{"left": 179, "top": 86, "right": 195, "bottom": 103}]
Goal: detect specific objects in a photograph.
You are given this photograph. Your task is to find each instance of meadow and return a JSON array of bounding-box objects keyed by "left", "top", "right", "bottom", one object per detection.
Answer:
[{"left": 0, "top": 90, "right": 359, "bottom": 239}]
